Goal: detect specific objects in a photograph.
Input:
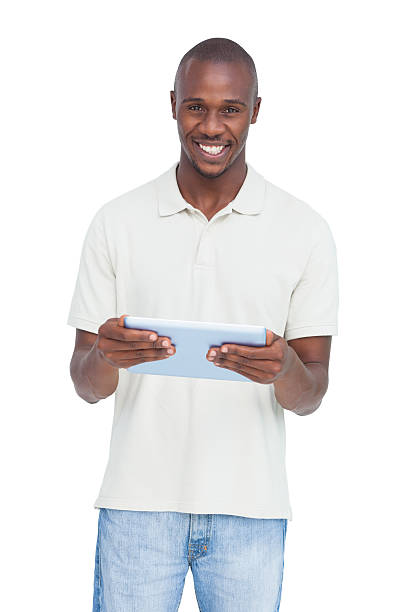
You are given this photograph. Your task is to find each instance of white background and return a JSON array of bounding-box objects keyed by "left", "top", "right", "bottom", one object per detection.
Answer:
[{"left": 1, "top": 1, "right": 407, "bottom": 610}]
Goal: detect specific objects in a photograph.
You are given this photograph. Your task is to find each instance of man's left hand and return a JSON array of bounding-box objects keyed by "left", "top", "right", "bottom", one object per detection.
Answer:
[{"left": 206, "top": 329, "right": 294, "bottom": 384}]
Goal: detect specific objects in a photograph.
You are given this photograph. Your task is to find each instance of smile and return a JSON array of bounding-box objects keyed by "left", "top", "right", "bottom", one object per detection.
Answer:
[{"left": 193, "top": 141, "right": 230, "bottom": 159}]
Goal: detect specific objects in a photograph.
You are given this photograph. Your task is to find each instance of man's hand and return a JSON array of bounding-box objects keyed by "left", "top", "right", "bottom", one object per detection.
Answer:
[
  {"left": 206, "top": 329, "right": 295, "bottom": 384},
  {"left": 94, "top": 314, "right": 177, "bottom": 370}
]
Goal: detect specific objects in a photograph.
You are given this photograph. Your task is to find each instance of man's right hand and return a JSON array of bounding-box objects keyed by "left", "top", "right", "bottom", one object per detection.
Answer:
[{"left": 94, "top": 314, "right": 176, "bottom": 369}]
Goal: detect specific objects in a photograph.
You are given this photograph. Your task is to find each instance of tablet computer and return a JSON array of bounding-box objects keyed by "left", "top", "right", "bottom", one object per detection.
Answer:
[{"left": 123, "top": 315, "right": 267, "bottom": 382}]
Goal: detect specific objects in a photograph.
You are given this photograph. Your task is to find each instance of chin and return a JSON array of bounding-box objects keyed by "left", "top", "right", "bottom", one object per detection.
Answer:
[{"left": 190, "top": 156, "right": 230, "bottom": 179}]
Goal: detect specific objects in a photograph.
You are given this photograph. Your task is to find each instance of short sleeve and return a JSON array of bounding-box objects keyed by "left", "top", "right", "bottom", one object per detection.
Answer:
[
  {"left": 66, "top": 210, "right": 117, "bottom": 334},
  {"left": 284, "top": 217, "right": 339, "bottom": 341}
]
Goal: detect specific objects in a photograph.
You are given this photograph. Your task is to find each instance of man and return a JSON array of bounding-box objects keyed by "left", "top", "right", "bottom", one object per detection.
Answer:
[{"left": 68, "top": 37, "right": 339, "bottom": 611}]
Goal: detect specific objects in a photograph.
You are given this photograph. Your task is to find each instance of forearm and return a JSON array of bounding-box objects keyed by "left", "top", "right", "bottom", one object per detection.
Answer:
[
  {"left": 273, "top": 346, "right": 328, "bottom": 416},
  {"left": 70, "top": 343, "right": 119, "bottom": 403}
]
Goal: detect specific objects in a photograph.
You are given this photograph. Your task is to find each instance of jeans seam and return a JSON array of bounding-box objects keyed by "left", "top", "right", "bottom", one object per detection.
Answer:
[
  {"left": 275, "top": 519, "right": 287, "bottom": 611},
  {"left": 98, "top": 513, "right": 102, "bottom": 611},
  {"left": 205, "top": 514, "right": 212, "bottom": 551}
]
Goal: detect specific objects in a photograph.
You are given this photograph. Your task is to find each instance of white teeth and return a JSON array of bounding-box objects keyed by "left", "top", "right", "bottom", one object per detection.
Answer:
[{"left": 198, "top": 143, "right": 226, "bottom": 155}]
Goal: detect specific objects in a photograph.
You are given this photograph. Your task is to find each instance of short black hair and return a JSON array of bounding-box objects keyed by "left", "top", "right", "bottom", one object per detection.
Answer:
[{"left": 174, "top": 37, "right": 258, "bottom": 105}]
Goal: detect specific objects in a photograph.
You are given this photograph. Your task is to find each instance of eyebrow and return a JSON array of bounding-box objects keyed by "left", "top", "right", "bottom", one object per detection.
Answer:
[{"left": 181, "top": 97, "right": 247, "bottom": 108}]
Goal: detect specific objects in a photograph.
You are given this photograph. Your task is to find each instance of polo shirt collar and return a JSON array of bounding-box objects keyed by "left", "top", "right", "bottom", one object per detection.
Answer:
[{"left": 156, "top": 161, "right": 266, "bottom": 217}]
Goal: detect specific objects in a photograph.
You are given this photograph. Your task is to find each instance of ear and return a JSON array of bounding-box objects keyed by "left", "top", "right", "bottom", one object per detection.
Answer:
[
  {"left": 170, "top": 91, "right": 177, "bottom": 119},
  {"left": 251, "top": 97, "right": 262, "bottom": 124}
]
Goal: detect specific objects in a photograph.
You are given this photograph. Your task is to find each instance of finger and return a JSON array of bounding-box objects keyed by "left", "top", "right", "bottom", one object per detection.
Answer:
[
  {"left": 215, "top": 337, "right": 284, "bottom": 361},
  {"left": 117, "top": 347, "right": 175, "bottom": 361},
  {"left": 213, "top": 359, "right": 265, "bottom": 383},
  {"left": 117, "top": 314, "right": 129, "bottom": 327},
  {"left": 99, "top": 336, "right": 174, "bottom": 351},
  {"left": 265, "top": 329, "right": 279, "bottom": 346},
  {"left": 117, "top": 353, "right": 173, "bottom": 367},
  {"left": 214, "top": 353, "right": 281, "bottom": 374},
  {"left": 117, "top": 314, "right": 159, "bottom": 340},
  {"left": 104, "top": 319, "right": 161, "bottom": 344}
]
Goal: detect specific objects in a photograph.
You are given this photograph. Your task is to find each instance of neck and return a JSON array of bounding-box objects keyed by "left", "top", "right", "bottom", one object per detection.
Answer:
[{"left": 176, "top": 149, "right": 247, "bottom": 219}]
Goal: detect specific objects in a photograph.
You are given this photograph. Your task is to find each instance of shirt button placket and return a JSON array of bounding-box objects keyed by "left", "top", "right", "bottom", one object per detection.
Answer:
[
  {"left": 196, "top": 226, "right": 213, "bottom": 267},
  {"left": 190, "top": 213, "right": 216, "bottom": 320}
]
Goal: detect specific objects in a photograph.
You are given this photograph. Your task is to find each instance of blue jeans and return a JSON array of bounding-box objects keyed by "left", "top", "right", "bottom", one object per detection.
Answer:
[{"left": 93, "top": 508, "right": 287, "bottom": 611}]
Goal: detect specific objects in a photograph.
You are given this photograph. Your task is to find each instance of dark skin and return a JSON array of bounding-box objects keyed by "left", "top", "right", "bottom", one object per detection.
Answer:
[
  {"left": 170, "top": 58, "right": 261, "bottom": 221},
  {"left": 70, "top": 58, "right": 332, "bottom": 415}
]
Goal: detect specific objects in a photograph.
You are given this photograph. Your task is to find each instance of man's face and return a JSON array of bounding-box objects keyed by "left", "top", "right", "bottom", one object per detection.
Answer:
[{"left": 170, "top": 59, "right": 261, "bottom": 178}]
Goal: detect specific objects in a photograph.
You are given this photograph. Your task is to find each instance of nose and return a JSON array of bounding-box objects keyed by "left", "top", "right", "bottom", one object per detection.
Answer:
[{"left": 198, "top": 109, "right": 225, "bottom": 138}]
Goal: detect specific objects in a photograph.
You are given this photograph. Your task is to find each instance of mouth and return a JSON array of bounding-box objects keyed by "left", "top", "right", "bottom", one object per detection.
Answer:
[{"left": 193, "top": 140, "right": 231, "bottom": 160}]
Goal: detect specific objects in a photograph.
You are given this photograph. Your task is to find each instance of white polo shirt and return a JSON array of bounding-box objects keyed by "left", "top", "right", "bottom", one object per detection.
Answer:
[{"left": 67, "top": 161, "right": 339, "bottom": 520}]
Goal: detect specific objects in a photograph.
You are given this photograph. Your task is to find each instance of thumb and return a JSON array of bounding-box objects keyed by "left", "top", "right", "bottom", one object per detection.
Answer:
[
  {"left": 265, "top": 328, "right": 278, "bottom": 346},
  {"left": 118, "top": 314, "right": 130, "bottom": 328}
]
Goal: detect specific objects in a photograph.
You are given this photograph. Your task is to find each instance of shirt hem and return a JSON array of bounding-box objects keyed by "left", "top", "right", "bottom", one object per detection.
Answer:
[
  {"left": 284, "top": 323, "right": 338, "bottom": 340},
  {"left": 93, "top": 496, "right": 293, "bottom": 521},
  {"left": 66, "top": 315, "right": 100, "bottom": 334}
]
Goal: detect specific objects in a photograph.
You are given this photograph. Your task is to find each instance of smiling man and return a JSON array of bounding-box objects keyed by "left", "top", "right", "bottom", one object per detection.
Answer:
[{"left": 68, "top": 37, "right": 339, "bottom": 612}]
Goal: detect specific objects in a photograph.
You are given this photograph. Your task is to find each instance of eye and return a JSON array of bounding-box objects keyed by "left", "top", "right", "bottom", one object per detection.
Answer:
[{"left": 187, "top": 105, "right": 240, "bottom": 113}]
